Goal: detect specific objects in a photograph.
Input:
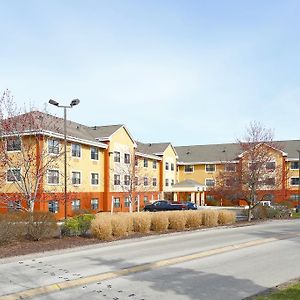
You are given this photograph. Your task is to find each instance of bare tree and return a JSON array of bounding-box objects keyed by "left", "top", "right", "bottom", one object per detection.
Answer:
[
  {"left": 0, "top": 90, "right": 64, "bottom": 212},
  {"left": 212, "top": 122, "right": 284, "bottom": 221}
]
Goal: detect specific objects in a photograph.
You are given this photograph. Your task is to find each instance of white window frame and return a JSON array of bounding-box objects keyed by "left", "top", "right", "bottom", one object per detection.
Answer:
[
  {"left": 90, "top": 147, "right": 99, "bottom": 160},
  {"left": 124, "top": 175, "right": 130, "bottom": 185},
  {"left": 71, "top": 144, "right": 81, "bottom": 158},
  {"left": 71, "top": 199, "right": 80, "bottom": 211},
  {"left": 47, "top": 169, "right": 60, "bottom": 185},
  {"left": 265, "top": 161, "right": 276, "bottom": 171},
  {"left": 291, "top": 161, "right": 299, "bottom": 170},
  {"left": 114, "top": 151, "right": 120, "bottom": 163},
  {"left": 205, "top": 178, "right": 216, "bottom": 187},
  {"left": 205, "top": 164, "right": 216, "bottom": 173},
  {"left": 48, "top": 139, "right": 60, "bottom": 155},
  {"left": 225, "top": 163, "right": 236, "bottom": 172},
  {"left": 171, "top": 163, "right": 174, "bottom": 171},
  {"left": 165, "top": 178, "right": 169, "bottom": 187},
  {"left": 91, "top": 198, "right": 99, "bottom": 210},
  {"left": 124, "top": 197, "right": 130, "bottom": 207},
  {"left": 48, "top": 200, "right": 59, "bottom": 213},
  {"left": 184, "top": 165, "right": 194, "bottom": 173},
  {"left": 144, "top": 158, "right": 148, "bottom": 168},
  {"left": 124, "top": 153, "right": 130, "bottom": 164},
  {"left": 7, "top": 168, "right": 21, "bottom": 182},
  {"left": 113, "top": 197, "right": 120, "bottom": 208},
  {"left": 114, "top": 174, "right": 121, "bottom": 185},
  {"left": 290, "top": 177, "right": 300, "bottom": 186},
  {"left": 152, "top": 177, "right": 157, "bottom": 186},
  {"left": 144, "top": 177, "right": 149, "bottom": 186},
  {"left": 71, "top": 171, "right": 81, "bottom": 185},
  {"left": 91, "top": 172, "right": 99, "bottom": 185},
  {"left": 165, "top": 162, "right": 169, "bottom": 170},
  {"left": 153, "top": 160, "right": 157, "bottom": 169},
  {"left": 6, "top": 137, "right": 22, "bottom": 152}
]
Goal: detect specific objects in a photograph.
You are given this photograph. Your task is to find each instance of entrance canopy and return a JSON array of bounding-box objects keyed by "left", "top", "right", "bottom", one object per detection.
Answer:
[{"left": 171, "top": 179, "right": 206, "bottom": 192}]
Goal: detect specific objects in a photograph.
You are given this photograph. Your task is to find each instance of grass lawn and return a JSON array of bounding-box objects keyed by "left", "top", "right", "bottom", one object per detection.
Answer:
[
  {"left": 255, "top": 282, "right": 300, "bottom": 299},
  {"left": 291, "top": 212, "right": 300, "bottom": 219}
]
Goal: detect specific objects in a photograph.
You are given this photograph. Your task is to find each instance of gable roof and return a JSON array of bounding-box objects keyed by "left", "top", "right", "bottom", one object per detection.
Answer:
[
  {"left": 175, "top": 140, "right": 300, "bottom": 163},
  {"left": 136, "top": 141, "right": 178, "bottom": 157},
  {"left": 3, "top": 111, "right": 108, "bottom": 148}
]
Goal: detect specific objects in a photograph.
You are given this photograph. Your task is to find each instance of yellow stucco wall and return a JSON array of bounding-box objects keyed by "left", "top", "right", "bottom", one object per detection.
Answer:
[{"left": 162, "top": 145, "right": 177, "bottom": 192}]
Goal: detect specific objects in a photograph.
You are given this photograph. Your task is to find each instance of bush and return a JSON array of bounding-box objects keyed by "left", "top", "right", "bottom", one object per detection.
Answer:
[
  {"left": 26, "top": 212, "right": 58, "bottom": 241},
  {"left": 62, "top": 214, "right": 95, "bottom": 236},
  {"left": 185, "top": 211, "right": 203, "bottom": 229},
  {"left": 132, "top": 212, "right": 151, "bottom": 233},
  {"left": 0, "top": 213, "right": 25, "bottom": 244},
  {"left": 151, "top": 212, "right": 169, "bottom": 232},
  {"left": 168, "top": 211, "right": 187, "bottom": 231},
  {"left": 202, "top": 210, "right": 219, "bottom": 226},
  {"left": 111, "top": 215, "right": 128, "bottom": 238},
  {"left": 218, "top": 210, "right": 236, "bottom": 225},
  {"left": 91, "top": 214, "right": 112, "bottom": 240}
]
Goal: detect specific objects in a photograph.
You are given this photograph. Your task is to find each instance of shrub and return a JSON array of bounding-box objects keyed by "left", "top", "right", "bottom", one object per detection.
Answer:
[
  {"left": 218, "top": 210, "right": 236, "bottom": 225},
  {"left": 0, "top": 213, "right": 25, "bottom": 244},
  {"left": 202, "top": 210, "right": 219, "bottom": 226},
  {"left": 185, "top": 211, "right": 203, "bottom": 229},
  {"left": 111, "top": 215, "right": 128, "bottom": 238},
  {"left": 62, "top": 214, "right": 95, "bottom": 236},
  {"left": 168, "top": 211, "right": 187, "bottom": 231},
  {"left": 151, "top": 212, "right": 169, "bottom": 232},
  {"left": 252, "top": 205, "right": 268, "bottom": 220},
  {"left": 25, "top": 212, "right": 58, "bottom": 241},
  {"left": 132, "top": 212, "right": 151, "bottom": 233},
  {"left": 91, "top": 214, "right": 112, "bottom": 240}
]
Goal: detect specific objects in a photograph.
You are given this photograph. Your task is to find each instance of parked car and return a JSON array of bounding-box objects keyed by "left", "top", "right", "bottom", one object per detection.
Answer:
[
  {"left": 143, "top": 200, "right": 187, "bottom": 212},
  {"left": 183, "top": 202, "right": 198, "bottom": 210}
]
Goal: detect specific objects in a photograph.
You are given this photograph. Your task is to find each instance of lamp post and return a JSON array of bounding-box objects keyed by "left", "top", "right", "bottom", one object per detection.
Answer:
[
  {"left": 297, "top": 150, "right": 300, "bottom": 211},
  {"left": 49, "top": 98, "right": 80, "bottom": 219}
]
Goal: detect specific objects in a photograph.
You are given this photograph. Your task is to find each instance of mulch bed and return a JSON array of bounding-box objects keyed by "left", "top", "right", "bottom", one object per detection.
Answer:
[{"left": 0, "top": 220, "right": 270, "bottom": 259}]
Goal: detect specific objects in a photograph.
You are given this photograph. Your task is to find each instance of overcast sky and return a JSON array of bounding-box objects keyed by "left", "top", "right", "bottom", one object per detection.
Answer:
[{"left": 1, "top": 0, "right": 299, "bottom": 146}]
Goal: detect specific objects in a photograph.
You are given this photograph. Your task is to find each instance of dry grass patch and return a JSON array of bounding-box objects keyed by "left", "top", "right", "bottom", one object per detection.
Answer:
[
  {"left": 111, "top": 214, "right": 129, "bottom": 238},
  {"left": 218, "top": 210, "right": 236, "bottom": 225},
  {"left": 202, "top": 210, "right": 219, "bottom": 227},
  {"left": 132, "top": 212, "right": 151, "bottom": 233},
  {"left": 151, "top": 212, "right": 169, "bottom": 232},
  {"left": 168, "top": 211, "right": 187, "bottom": 231},
  {"left": 185, "top": 211, "right": 203, "bottom": 229}
]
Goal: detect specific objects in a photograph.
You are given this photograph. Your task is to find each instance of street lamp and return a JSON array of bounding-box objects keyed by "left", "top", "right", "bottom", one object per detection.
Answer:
[
  {"left": 49, "top": 98, "right": 80, "bottom": 219},
  {"left": 297, "top": 150, "right": 300, "bottom": 211}
]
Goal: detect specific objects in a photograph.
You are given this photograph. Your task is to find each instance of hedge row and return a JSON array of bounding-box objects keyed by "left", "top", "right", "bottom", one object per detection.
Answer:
[{"left": 91, "top": 210, "right": 236, "bottom": 241}]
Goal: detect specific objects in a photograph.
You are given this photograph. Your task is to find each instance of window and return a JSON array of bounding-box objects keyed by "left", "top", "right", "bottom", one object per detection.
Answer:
[
  {"left": 206, "top": 164, "right": 216, "bottom": 172},
  {"left": 91, "top": 173, "right": 99, "bottom": 185},
  {"left": 249, "top": 162, "right": 258, "bottom": 171},
  {"left": 114, "top": 151, "right": 120, "bottom": 162},
  {"left": 47, "top": 169, "right": 59, "bottom": 184},
  {"left": 135, "top": 176, "right": 139, "bottom": 186},
  {"left": 91, "top": 198, "right": 99, "bottom": 210},
  {"left": 7, "top": 168, "right": 21, "bottom": 182},
  {"left": 225, "top": 163, "right": 236, "bottom": 172},
  {"left": 124, "top": 153, "right": 130, "bottom": 164},
  {"left": 171, "top": 179, "right": 174, "bottom": 186},
  {"left": 144, "top": 196, "right": 148, "bottom": 204},
  {"left": 264, "top": 177, "right": 275, "bottom": 186},
  {"left": 144, "top": 158, "right": 148, "bottom": 168},
  {"left": 71, "top": 144, "right": 81, "bottom": 157},
  {"left": 72, "top": 172, "right": 81, "bottom": 185},
  {"left": 113, "top": 197, "right": 120, "bottom": 208},
  {"left": 8, "top": 200, "right": 21, "bottom": 211},
  {"left": 124, "top": 175, "right": 130, "bottom": 185},
  {"left": 48, "top": 139, "right": 59, "bottom": 154},
  {"left": 171, "top": 163, "right": 174, "bottom": 171},
  {"left": 152, "top": 177, "right": 157, "bottom": 186},
  {"left": 153, "top": 160, "right": 157, "bottom": 169},
  {"left": 91, "top": 147, "right": 99, "bottom": 160},
  {"left": 124, "top": 197, "right": 130, "bottom": 207},
  {"left": 114, "top": 174, "right": 120, "bottom": 185},
  {"left": 165, "top": 162, "right": 169, "bottom": 170},
  {"left": 7, "top": 137, "right": 21, "bottom": 151},
  {"left": 135, "top": 158, "right": 138, "bottom": 166},
  {"left": 290, "top": 194, "right": 300, "bottom": 200},
  {"left": 48, "top": 201, "right": 59, "bottom": 213},
  {"left": 291, "top": 161, "right": 299, "bottom": 170},
  {"left": 72, "top": 199, "right": 80, "bottom": 211},
  {"left": 184, "top": 165, "right": 194, "bottom": 173},
  {"left": 165, "top": 178, "right": 169, "bottom": 187},
  {"left": 264, "top": 194, "right": 274, "bottom": 201},
  {"left": 144, "top": 177, "right": 148, "bottom": 186},
  {"left": 205, "top": 179, "right": 215, "bottom": 187},
  {"left": 266, "top": 161, "right": 275, "bottom": 171},
  {"left": 206, "top": 195, "right": 215, "bottom": 201},
  {"left": 290, "top": 177, "right": 300, "bottom": 186}
]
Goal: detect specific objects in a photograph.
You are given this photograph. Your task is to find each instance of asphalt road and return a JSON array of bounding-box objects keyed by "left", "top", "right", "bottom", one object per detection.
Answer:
[{"left": 0, "top": 219, "right": 300, "bottom": 300}]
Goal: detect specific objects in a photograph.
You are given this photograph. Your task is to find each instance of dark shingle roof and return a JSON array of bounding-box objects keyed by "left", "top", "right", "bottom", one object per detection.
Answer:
[
  {"left": 89, "top": 125, "right": 123, "bottom": 140},
  {"left": 136, "top": 142, "right": 172, "bottom": 156},
  {"left": 175, "top": 140, "right": 300, "bottom": 163}
]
